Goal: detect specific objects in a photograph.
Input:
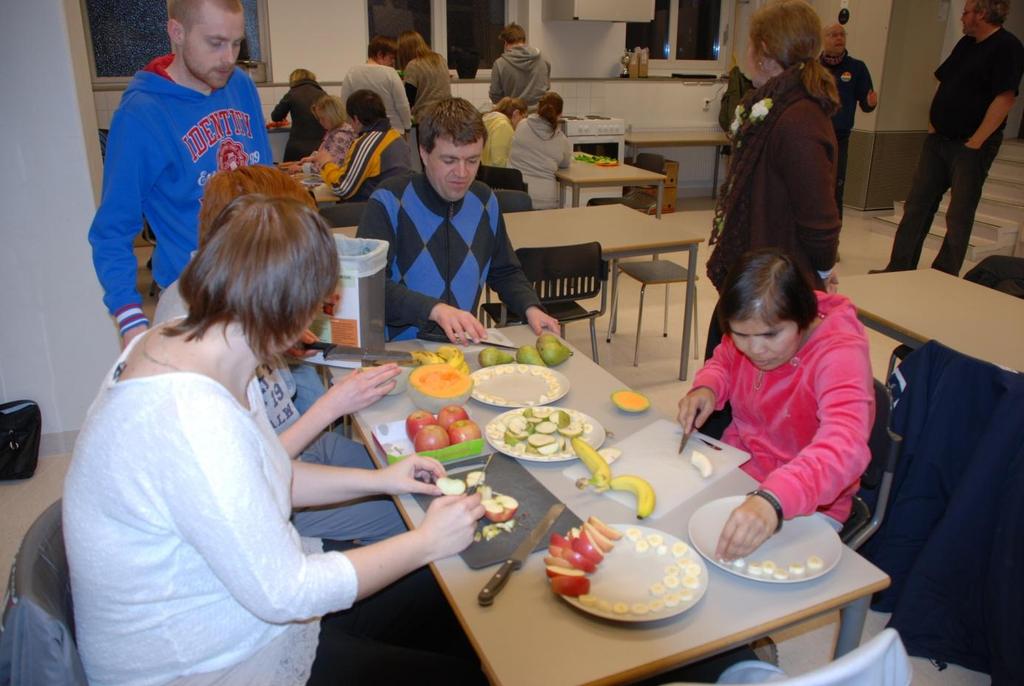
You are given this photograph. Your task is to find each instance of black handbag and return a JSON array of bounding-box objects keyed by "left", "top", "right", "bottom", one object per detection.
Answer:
[{"left": 0, "top": 400, "right": 41, "bottom": 480}]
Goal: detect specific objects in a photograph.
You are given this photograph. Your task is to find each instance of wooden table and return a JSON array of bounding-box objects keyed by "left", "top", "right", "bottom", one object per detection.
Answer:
[
  {"left": 345, "top": 327, "right": 890, "bottom": 686},
  {"left": 841, "top": 269, "right": 1024, "bottom": 371},
  {"left": 504, "top": 205, "right": 704, "bottom": 380},
  {"left": 625, "top": 130, "right": 730, "bottom": 199},
  {"left": 555, "top": 161, "right": 667, "bottom": 218}
]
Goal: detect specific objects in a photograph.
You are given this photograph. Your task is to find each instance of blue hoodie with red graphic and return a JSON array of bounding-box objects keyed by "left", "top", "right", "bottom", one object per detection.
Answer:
[{"left": 89, "top": 55, "right": 271, "bottom": 335}]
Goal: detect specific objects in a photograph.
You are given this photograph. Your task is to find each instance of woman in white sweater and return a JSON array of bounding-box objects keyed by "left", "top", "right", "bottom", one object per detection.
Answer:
[
  {"left": 64, "top": 196, "right": 485, "bottom": 686},
  {"left": 509, "top": 91, "right": 572, "bottom": 209}
]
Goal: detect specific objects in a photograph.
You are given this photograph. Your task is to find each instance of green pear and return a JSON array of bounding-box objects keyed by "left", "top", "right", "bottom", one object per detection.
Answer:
[
  {"left": 536, "top": 333, "right": 572, "bottom": 366},
  {"left": 516, "top": 344, "right": 546, "bottom": 366},
  {"left": 478, "top": 347, "right": 515, "bottom": 367}
]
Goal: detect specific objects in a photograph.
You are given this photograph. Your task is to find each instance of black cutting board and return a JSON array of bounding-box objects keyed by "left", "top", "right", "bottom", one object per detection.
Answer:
[{"left": 414, "top": 453, "right": 582, "bottom": 569}]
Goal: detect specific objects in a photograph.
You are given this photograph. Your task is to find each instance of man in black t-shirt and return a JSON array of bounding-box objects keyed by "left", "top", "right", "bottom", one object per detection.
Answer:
[
  {"left": 878, "top": 0, "right": 1023, "bottom": 275},
  {"left": 821, "top": 24, "right": 877, "bottom": 219}
]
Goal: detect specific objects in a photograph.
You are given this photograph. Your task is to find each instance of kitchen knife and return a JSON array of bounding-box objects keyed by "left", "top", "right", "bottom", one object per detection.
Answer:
[
  {"left": 478, "top": 503, "right": 566, "bottom": 606},
  {"left": 678, "top": 425, "right": 694, "bottom": 454},
  {"left": 477, "top": 340, "right": 520, "bottom": 352},
  {"left": 304, "top": 342, "right": 413, "bottom": 364},
  {"left": 467, "top": 452, "right": 496, "bottom": 495}
]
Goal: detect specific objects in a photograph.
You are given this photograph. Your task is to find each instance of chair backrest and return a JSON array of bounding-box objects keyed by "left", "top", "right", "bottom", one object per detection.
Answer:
[
  {"left": 97, "top": 129, "right": 109, "bottom": 162},
  {"left": 633, "top": 152, "right": 665, "bottom": 174},
  {"left": 318, "top": 201, "right": 368, "bottom": 229},
  {"left": 0, "top": 499, "right": 87, "bottom": 685},
  {"left": 710, "top": 628, "right": 912, "bottom": 686},
  {"left": 493, "top": 189, "right": 533, "bottom": 214},
  {"left": 477, "top": 164, "right": 527, "bottom": 192},
  {"left": 514, "top": 242, "right": 607, "bottom": 305}
]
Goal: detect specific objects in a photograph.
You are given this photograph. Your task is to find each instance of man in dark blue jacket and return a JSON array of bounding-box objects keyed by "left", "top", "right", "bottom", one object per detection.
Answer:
[
  {"left": 820, "top": 23, "right": 877, "bottom": 219},
  {"left": 356, "top": 98, "right": 559, "bottom": 343}
]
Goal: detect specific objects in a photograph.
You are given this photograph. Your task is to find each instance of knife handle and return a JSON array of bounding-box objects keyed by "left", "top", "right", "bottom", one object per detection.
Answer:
[
  {"left": 478, "top": 559, "right": 519, "bottom": 606},
  {"left": 302, "top": 341, "right": 332, "bottom": 352}
]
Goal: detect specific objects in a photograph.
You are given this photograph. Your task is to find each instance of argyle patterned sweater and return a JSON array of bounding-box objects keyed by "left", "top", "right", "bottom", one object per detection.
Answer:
[{"left": 357, "top": 174, "right": 541, "bottom": 341}]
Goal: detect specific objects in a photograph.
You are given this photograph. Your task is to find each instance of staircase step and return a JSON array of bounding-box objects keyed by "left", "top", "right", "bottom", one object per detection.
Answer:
[
  {"left": 984, "top": 174, "right": 1024, "bottom": 203},
  {"left": 997, "top": 139, "right": 1024, "bottom": 163},
  {"left": 939, "top": 195, "right": 1024, "bottom": 225},
  {"left": 872, "top": 215, "right": 1013, "bottom": 262},
  {"left": 893, "top": 200, "right": 1019, "bottom": 245},
  {"left": 991, "top": 156, "right": 1024, "bottom": 181}
]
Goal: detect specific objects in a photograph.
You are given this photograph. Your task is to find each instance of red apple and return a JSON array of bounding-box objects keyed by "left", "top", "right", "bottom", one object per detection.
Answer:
[
  {"left": 548, "top": 543, "right": 573, "bottom": 561},
  {"left": 482, "top": 495, "right": 519, "bottom": 523},
  {"left": 550, "top": 575, "right": 590, "bottom": 597},
  {"left": 545, "top": 565, "right": 586, "bottom": 579},
  {"left": 583, "top": 522, "right": 614, "bottom": 553},
  {"left": 406, "top": 410, "right": 437, "bottom": 440},
  {"left": 586, "top": 515, "right": 623, "bottom": 541},
  {"left": 550, "top": 532, "right": 572, "bottom": 550},
  {"left": 447, "top": 419, "right": 482, "bottom": 445},
  {"left": 413, "top": 424, "right": 450, "bottom": 452},
  {"left": 571, "top": 532, "right": 604, "bottom": 565},
  {"left": 544, "top": 555, "right": 574, "bottom": 569},
  {"left": 436, "top": 404, "right": 470, "bottom": 430}
]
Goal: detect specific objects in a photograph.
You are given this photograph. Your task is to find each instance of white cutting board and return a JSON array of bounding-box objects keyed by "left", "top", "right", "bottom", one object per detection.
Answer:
[{"left": 563, "top": 419, "right": 750, "bottom": 520}]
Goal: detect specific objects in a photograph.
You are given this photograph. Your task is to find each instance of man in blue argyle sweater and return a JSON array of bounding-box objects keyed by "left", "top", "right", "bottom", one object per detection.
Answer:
[{"left": 357, "top": 97, "right": 560, "bottom": 343}]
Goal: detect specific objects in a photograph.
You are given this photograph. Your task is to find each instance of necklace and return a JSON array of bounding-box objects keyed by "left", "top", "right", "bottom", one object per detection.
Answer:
[
  {"left": 754, "top": 369, "right": 765, "bottom": 391},
  {"left": 140, "top": 336, "right": 183, "bottom": 372}
]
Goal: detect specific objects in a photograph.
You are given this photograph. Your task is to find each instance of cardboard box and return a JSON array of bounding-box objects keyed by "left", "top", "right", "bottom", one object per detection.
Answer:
[{"left": 663, "top": 160, "right": 679, "bottom": 187}]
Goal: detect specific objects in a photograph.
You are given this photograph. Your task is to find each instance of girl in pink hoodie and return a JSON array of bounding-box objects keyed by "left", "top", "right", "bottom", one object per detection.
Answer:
[{"left": 678, "top": 249, "right": 874, "bottom": 561}]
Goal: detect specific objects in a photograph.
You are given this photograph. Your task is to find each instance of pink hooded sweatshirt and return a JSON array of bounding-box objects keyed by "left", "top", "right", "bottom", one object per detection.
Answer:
[{"left": 693, "top": 292, "right": 875, "bottom": 522}]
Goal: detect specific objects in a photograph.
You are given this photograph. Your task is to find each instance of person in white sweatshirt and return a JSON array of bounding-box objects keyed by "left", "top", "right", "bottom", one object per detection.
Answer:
[
  {"left": 509, "top": 91, "right": 572, "bottom": 210},
  {"left": 340, "top": 34, "right": 412, "bottom": 132}
]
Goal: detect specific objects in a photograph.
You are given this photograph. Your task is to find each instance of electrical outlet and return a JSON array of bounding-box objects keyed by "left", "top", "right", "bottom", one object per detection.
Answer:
[{"left": 702, "top": 97, "right": 712, "bottom": 112}]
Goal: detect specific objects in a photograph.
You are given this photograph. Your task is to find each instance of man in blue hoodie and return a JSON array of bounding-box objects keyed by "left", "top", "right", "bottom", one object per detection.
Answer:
[{"left": 89, "top": 0, "right": 271, "bottom": 345}]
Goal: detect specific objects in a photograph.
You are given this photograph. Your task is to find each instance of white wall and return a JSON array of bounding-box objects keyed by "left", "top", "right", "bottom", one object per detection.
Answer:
[
  {"left": 0, "top": 0, "right": 118, "bottom": 444},
  {"left": 266, "top": 0, "right": 367, "bottom": 83}
]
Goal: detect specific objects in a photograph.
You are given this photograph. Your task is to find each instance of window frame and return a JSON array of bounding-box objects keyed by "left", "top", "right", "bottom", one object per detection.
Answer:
[
  {"left": 633, "top": 0, "right": 734, "bottom": 75},
  {"left": 81, "top": 0, "right": 273, "bottom": 88}
]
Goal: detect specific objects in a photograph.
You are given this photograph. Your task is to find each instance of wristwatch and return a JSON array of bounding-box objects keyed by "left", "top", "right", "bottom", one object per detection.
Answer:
[{"left": 747, "top": 489, "right": 784, "bottom": 533}]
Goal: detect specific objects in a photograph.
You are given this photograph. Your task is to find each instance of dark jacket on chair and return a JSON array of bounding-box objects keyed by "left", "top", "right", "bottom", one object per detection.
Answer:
[{"left": 862, "top": 341, "right": 1024, "bottom": 684}]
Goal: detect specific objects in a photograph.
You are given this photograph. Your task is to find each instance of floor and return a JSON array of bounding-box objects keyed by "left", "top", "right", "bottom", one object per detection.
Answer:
[{"left": 0, "top": 200, "right": 990, "bottom": 684}]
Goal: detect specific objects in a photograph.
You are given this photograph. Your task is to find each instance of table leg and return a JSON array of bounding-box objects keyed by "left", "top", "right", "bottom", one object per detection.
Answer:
[
  {"left": 572, "top": 184, "right": 581, "bottom": 208},
  {"left": 558, "top": 181, "right": 566, "bottom": 209},
  {"left": 609, "top": 258, "right": 620, "bottom": 334},
  {"left": 712, "top": 146, "right": 722, "bottom": 200},
  {"left": 655, "top": 181, "right": 663, "bottom": 219},
  {"left": 834, "top": 595, "right": 869, "bottom": 659},
  {"left": 679, "top": 245, "right": 698, "bottom": 381}
]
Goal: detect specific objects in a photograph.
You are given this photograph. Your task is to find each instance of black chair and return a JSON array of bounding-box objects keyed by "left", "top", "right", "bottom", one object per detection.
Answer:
[
  {"left": 479, "top": 242, "right": 607, "bottom": 361},
  {"left": 477, "top": 165, "right": 527, "bottom": 192},
  {"left": 319, "top": 202, "right": 368, "bottom": 228},
  {"left": 97, "top": 128, "right": 109, "bottom": 161},
  {"left": 586, "top": 152, "right": 666, "bottom": 213},
  {"left": 0, "top": 500, "right": 87, "bottom": 685},
  {"left": 493, "top": 189, "right": 533, "bottom": 214},
  {"left": 839, "top": 345, "right": 912, "bottom": 551}
]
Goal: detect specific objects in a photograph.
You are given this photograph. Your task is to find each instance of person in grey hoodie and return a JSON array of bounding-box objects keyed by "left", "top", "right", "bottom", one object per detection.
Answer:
[
  {"left": 509, "top": 92, "right": 572, "bottom": 210},
  {"left": 489, "top": 23, "right": 550, "bottom": 106}
]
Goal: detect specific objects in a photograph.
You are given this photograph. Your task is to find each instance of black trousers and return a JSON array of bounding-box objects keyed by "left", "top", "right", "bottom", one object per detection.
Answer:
[
  {"left": 307, "top": 542, "right": 486, "bottom": 686},
  {"left": 834, "top": 133, "right": 850, "bottom": 220},
  {"left": 885, "top": 131, "right": 1002, "bottom": 275}
]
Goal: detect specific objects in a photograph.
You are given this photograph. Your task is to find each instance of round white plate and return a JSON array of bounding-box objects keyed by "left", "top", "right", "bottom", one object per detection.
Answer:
[
  {"left": 470, "top": 364, "right": 570, "bottom": 408},
  {"left": 485, "top": 407, "right": 605, "bottom": 463},
  {"left": 688, "top": 496, "right": 842, "bottom": 584},
  {"left": 556, "top": 524, "right": 708, "bottom": 623}
]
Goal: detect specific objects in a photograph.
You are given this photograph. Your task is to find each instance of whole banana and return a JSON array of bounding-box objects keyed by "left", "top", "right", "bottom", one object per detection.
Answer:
[
  {"left": 609, "top": 474, "right": 656, "bottom": 519},
  {"left": 571, "top": 437, "right": 611, "bottom": 490}
]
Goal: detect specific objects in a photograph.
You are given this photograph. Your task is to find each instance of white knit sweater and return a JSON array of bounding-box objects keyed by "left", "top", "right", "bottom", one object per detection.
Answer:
[{"left": 64, "top": 336, "right": 358, "bottom": 686}]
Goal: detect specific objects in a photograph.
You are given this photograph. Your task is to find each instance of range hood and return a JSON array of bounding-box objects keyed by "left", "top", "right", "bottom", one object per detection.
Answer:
[{"left": 544, "top": 0, "right": 655, "bottom": 22}]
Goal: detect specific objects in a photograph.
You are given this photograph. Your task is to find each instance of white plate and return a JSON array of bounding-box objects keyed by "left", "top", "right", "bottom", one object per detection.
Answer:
[
  {"left": 688, "top": 496, "right": 842, "bottom": 584},
  {"left": 485, "top": 407, "right": 605, "bottom": 463},
  {"left": 470, "top": 364, "right": 570, "bottom": 407},
  {"left": 556, "top": 524, "right": 708, "bottom": 623}
]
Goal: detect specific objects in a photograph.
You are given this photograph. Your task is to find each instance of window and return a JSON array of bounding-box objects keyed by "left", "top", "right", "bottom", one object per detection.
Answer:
[
  {"left": 626, "top": 0, "right": 729, "bottom": 68},
  {"left": 367, "top": 0, "right": 432, "bottom": 46},
  {"left": 82, "top": 0, "right": 268, "bottom": 82},
  {"left": 446, "top": 0, "right": 505, "bottom": 70}
]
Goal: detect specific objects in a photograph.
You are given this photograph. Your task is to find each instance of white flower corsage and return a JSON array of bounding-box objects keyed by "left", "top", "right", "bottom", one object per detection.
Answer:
[
  {"left": 729, "top": 104, "right": 746, "bottom": 137},
  {"left": 749, "top": 98, "right": 773, "bottom": 123}
]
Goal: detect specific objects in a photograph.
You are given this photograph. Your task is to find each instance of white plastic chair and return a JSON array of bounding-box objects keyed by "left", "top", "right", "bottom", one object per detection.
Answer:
[{"left": 664, "top": 629, "right": 911, "bottom": 686}]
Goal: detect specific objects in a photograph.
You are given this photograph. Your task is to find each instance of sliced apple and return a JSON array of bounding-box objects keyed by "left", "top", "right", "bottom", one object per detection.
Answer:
[
  {"left": 534, "top": 421, "right": 558, "bottom": 434},
  {"left": 571, "top": 532, "right": 604, "bottom": 565},
  {"left": 436, "top": 477, "right": 466, "bottom": 495},
  {"left": 544, "top": 555, "right": 574, "bottom": 569},
  {"left": 582, "top": 521, "right": 614, "bottom": 553},
  {"left": 545, "top": 565, "right": 586, "bottom": 579},
  {"left": 587, "top": 515, "right": 624, "bottom": 541},
  {"left": 465, "top": 471, "right": 486, "bottom": 488},
  {"left": 482, "top": 495, "right": 518, "bottom": 523},
  {"left": 550, "top": 532, "right": 572, "bottom": 550},
  {"left": 691, "top": 449, "right": 713, "bottom": 478},
  {"left": 536, "top": 441, "right": 561, "bottom": 456},
  {"left": 527, "top": 433, "right": 556, "bottom": 448},
  {"left": 565, "top": 550, "right": 597, "bottom": 573},
  {"left": 550, "top": 574, "right": 590, "bottom": 597}
]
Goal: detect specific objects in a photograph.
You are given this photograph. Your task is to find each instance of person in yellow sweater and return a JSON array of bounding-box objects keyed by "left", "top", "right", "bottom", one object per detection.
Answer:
[
  {"left": 481, "top": 97, "right": 527, "bottom": 167},
  {"left": 313, "top": 89, "right": 411, "bottom": 201}
]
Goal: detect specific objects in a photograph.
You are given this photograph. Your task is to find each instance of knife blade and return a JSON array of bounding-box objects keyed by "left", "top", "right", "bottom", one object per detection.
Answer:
[
  {"left": 478, "top": 503, "right": 565, "bottom": 606},
  {"left": 467, "top": 452, "right": 496, "bottom": 495},
  {"left": 304, "top": 342, "right": 413, "bottom": 364},
  {"left": 678, "top": 425, "right": 695, "bottom": 454},
  {"left": 477, "top": 340, "right": 520, "bottom": 351}
]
